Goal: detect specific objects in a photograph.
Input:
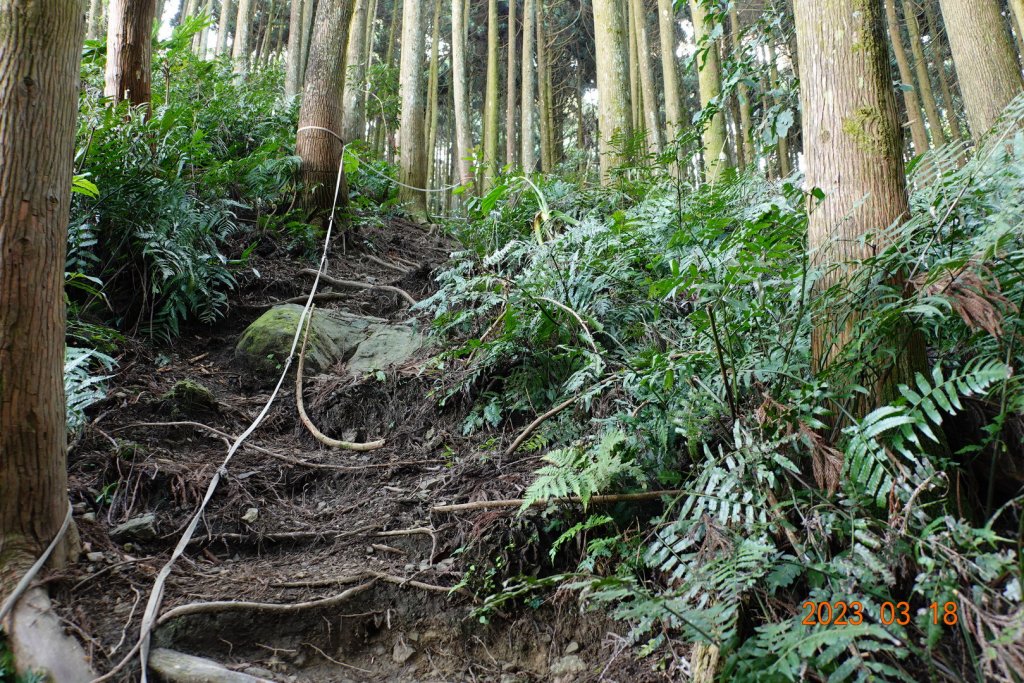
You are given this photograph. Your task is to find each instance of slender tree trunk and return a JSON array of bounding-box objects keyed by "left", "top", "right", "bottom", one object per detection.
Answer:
[
  {"left": 87, "top": 0, "right": 104, "bottom": 38},
  {"left": 690, "top": 0, "right": 727, "bottom": 182},
  {"left": 657, "top": 0, "right": 682, "bottom": 174},
  {"left": 627, "top": 0, "right": 641, "bottom": 135},
  {"left": 631, "top": 0, "right": 662, "bottom": 155},
  {"left": 1012, "top": 0, "right": 1024, "bottom": 61},
  {"left": 452, "top": 0, "right": 475, "bottom": 184},
  {"left": 537, "top": 0, "right": 554, "bottom": 172},
  {"left": 232, "top": 0, "right": 253, "bottom": 70},
  {"left": 299, "top": 0, "right": 316, "bottom": 82},
  {"left": 592, "top": 0, "right": 633, "bottom": 183},
  {"left": 296, "top": 0, "right": 354, "bottom": 217},
  {"left": 730, "top": 8, "right": 753, "bottom": 166},
  {"left": 483, "top": 0, "right": 500, "bottom": 186},
  {"left": 193, "top": 0, "right": 211, "bottom": 55},
  {"left": 884, "top": 0, "right": 929, "bottom": 155},
  {"left": 923, "top": 3, "right": 962, "bottom": 144},
  {"left": 521, "top": 0, "right": 537, "bottom": 172},
  {"left": 768, "top": 43, "right": 790, "bottom": 177},
  {"left": 794, "top": 0, "right": 927, "bottom": 409},
  {"left": 285, "top": 0, "right": 304, "bottom": 97},
  {"left": 217, "top": 0, "right": 235, "bottom": 54},
  {"left": 425, "top": 0, "right": 442, "bottom": 191},
  {"left": 1, "top": 0, "right": 94, "bottom": 675},
  {"left": 939, "top": 0, "right": 1024, "bottom": 140},
  {"left": 398, "top": 0, "right": 428, "bottom": 216},
  {"left": 903, "top": 0, "right": 945, "bottom": 146},
  {"left": 258, "top": 0, "right": 278, "bottom": 63},
  {"left": 340, "top": 0, "right": 369, "bottom": 136},
  {"left": 506, "top": 0, "right": 519, "bottom": 167},
  {"left": 105, "top": 0, "right": 157, "bottom": 108}
]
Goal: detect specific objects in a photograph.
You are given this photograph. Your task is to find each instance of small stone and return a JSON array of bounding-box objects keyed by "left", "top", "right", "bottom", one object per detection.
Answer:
[
  {"left": 564, "top": 641, "right": 580, "bottom": 655},
  {"left": 72, "top": 502, "right": 87, "bottom": 514},
  {"left": 86, "top": 552, "right": 105, "bottom": 563},
  {"left": 407, "top": 632, "right": 419, "bottom": 643},
  {"left": 110, "top": 513, "right": 158, "bottom": 542},
  {"left": 82, "top": 512, "right": 97, "bottom": 523},
  {"left": 550, "top": 654, "right": 586, "bottom": 677},
  {"left": 392, "top": 639, "right": 415, "bottom": 664},
  {"left": 242, "top": 507, "right": 259, "bottom": 524},
  {"left": 123, "top": 543, "right": 134, "bottom": 552}
]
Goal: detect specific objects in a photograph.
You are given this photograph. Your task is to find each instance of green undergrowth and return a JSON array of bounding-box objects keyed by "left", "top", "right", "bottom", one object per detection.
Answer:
[{"left": 425, "top": 100, "right": 1024, "bottom": 680}]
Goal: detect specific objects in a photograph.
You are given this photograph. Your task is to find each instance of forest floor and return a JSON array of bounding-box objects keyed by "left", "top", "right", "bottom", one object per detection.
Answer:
[{"left": 53, "top": 216, "right": 654, "bottom": 682}]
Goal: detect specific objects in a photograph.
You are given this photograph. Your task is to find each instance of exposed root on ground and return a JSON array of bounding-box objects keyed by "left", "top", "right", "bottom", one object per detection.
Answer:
[{"left": 300, "top": 268, "right": 417, "bottom": 306}]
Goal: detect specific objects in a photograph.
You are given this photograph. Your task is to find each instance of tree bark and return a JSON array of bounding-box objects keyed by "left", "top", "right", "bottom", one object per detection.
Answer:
[
  {"left": 217, "top": 0, "right": 235, "bottom": 54},
  {"left": 340, "top": 0, "right": 369, "bottom": 135},
  {"left": 537, "top": 0, "right": 554, "bottom": 172},
  {"left": 425, "top": 0, "right": 442, "bottom": 194},
  {"left": 1, "top": 0, "right": 91, "bottom": 675},
  {"left": 506, "top": 0, "right": 519, "bottom": 167},
  {"left": 232, "top": 0, "right": 253, "bottom": 70},
  {"left": 924, "top": 1, "right": 963, "bottom": 144},
  {"left": 883, "top": 0, "right": 929, "bottom": 156},
  {"left": 105, "top": 0, "right": 156, "bottom": 107},
  {"left": 483, "top": 0, "right": 500, "bottom": 186},
  {"left": 939, "top": 0, "right": 1023, "bottom": 141},
  {"left": 398, "top": 0, "right": 427, "bottom": 216},
  {"left": 299, "top": 0, "right": 316, "bottom": 82},
  {"left": 730, "top": 8, "right": 753, "bottom": 167},
  {"left": 452, "top": 0, "right": 474, "bottom": 184},
  {"left": 520, "top": 0, "right": 537, "bottom": 173},
  {"left": 631, "top": 0, "right": 662, "bottom": 156},
  {"left": 903, "top": 0, "right": 945, "bottom": 147},
  {"left": 767, "top": 43, "right": 790, "bottom": 177},
  {"left": 592, "top": 0, "right": 633, "bottom": 183},
  {"left": 657, "top": 0, "right": 683, "bottom": 173},
  {"left": 87, "top": 0, "right": 104, "bottom": 39},
  {"left": 794, "top": 0, "right": 927, "bottom": 410},
  {"left": 285, "top": 0, "right": 304, "bottom": 97},
  {"left": 690, "top": 0, "right": 727, "bottom": 183},
  {"left": 296, "top": 0, "right": 354, "bottom": 217}
]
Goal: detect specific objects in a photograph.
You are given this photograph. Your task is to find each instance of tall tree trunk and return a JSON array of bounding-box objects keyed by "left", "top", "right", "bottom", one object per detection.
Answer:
[
  {"left": 903, "top": 0, "right": 945, "bottom": 146},
  {"left": 730, "top": 8, "right": 753, "bottom": 166},
  {"left": 883, "top": 0, "right": 929, "bottom": 155},
  {"left": 627, "top": 0, "right": 641, "bottom": 135},
  {"left": 425, "top": 0, "right": 442, "bottom": 192},
  {"left": 1, "top": 0, "right": 94, "bottom": 675},
  {"left": 506, "top": 0, "right": 519, "bottom": 167},
  {"left": 232, "top": 0, "right": 253, "bottom": 70},
  {"left": 794, "top": 0, "right": 927, "bottom": 410},
  {"left": 452, "top": 0, "right": 474, "bottom": 184},
  {"left": 925, "top": 1, "right": 963, "bottom": 144},
  {"left": 537, "top": 0, "right": 554, "bottom": 172},
  {"left": 768, "top": 43, "right": 790, "bottom": 177},
  {"left": 105, "top": 0, "right": 156, "bottom": 108},
  {"left": 217, "top": 0, "right": 235, "bottom": 54},
  {"left": 87, "top": 0, "right": 104, "bottom": 38},
  {"left": 631, "top": 0, "right": 662, "bottom": 155},
  {"left": 257, "top": 0, "right": 278, "bottom": 63},
  {"left": 339, "top": 0, "right": 369, "bottom": 136},
  {"left": 939, "top": 0, "right": 1024, "bottom": 140},
  {"left": 398, "top": 0, "right": 428, "bottom": 216},
  {"left": 592, "top": 0, "right": 633, "bottom": 183},
  {"left": 521, "top": 0, "right": 537, "bottom": 172},
  {"left": 193, "top": 0, "right": 211, "bottom": 55},
  {"left": 1012, "top": 0, "right": 1024, "bottom": 61},
  {"left": 483, "top": 0, "right": 500, "bottom": 186},
  {"left": 690, "top": 0, "right": 727, "bottom": 182},
  {"left": 285, "top": 0, "right": 304, "bottom": 97},
  {"left": 296, "top": 0, "right": 354, "bottom": 217},
  {"left": 657, "top": 0, "right": 683, "bottom": 174},
  {"left": 299, "top": 0, "right": 316, "bottom": 82}
]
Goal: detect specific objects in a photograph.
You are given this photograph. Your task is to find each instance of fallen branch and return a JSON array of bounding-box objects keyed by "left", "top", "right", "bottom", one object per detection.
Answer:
[
  {"left": 156, "top": 582, "right": 374, "bottom": 625},
  {"left": 300, "top": 268, "right": 417, "bottom": 306},
  {"left": 504, "top": 396, "right": 578, "bottom": 457},
  {"left": 297, "top": 311, "right": 386, "bottom": 452},
  {"left": 431, "top": 490, "right": 685, "bottom": 513},
  {"left": 365, "top": 253, "right": 412, "bottom": 275}
]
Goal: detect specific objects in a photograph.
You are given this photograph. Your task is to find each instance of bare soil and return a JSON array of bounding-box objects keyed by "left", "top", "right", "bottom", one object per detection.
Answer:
[{"left": 52, "top": 217, "right": 655, "bottom": 682}]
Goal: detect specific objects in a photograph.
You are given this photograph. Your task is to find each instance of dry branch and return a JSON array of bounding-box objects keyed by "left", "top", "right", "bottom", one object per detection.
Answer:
[
  {"left": 432, "top": 490, "right": 685, "bottom": 513},
  {"left": 156, "top": 582, "right": 375, "bottom": 624},
  {"left": 300, "top": 268, "right": 417, "bottom": 305},
  {"left": 504, "top": 396, "right": 578, "bottom": 457}
]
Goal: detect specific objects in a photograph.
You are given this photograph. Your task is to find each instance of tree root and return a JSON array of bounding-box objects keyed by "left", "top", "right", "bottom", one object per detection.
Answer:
[
  {"left": 3, "top": 588, "right": 95, "bottom": 682},
  {"left": 300, "top": 268, "right": 417, "bottom": 306},
  {"left": 296, "top": 310, "right": 386, "bottom": 452},
  {"left": 156, "top": 582, "right": 375, "bottom": 625},
  {"left": 273, "top": 571, "right": 465, "bottom": 596},
  {"left": 365, "top": 253, "right": 413, "bottom": 274},
  {"left": 431, "top": 490, "right": 685, "bottom": 513}
]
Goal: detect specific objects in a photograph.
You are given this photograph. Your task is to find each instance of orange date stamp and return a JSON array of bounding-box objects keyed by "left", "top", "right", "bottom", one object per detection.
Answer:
[{"left": 801, "top": 601, "right": 959, "bottom": 627}]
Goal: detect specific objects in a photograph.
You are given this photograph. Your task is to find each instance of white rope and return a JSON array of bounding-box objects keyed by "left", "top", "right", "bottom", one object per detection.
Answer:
[
  {"left": 93, "top": 133, "right": 350, "bottom": 683},
  {"left": 0, "top": 502, "right": 73, "bottom": 626}
]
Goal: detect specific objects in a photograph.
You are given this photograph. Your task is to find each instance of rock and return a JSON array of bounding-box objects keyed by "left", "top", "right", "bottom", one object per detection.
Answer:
[
  {"left": 82, "top": 512, "right": 97, "bottom": 523},
  {"left": 549, "top": 654, "right": 586, "bottom": 680},
  {"left": 564, "top": 641, "right": 580, "bottom": 655},
  {"left": 234, "top": 304, "right": 424, "bottom": 384},
  {"left": 392, "top": 639, "right": 416, "bottom": 664},
  {"left": 149, "top": 648, "right": 278, "bottom": 682},
  {"left": 110, "top": 513, "right": 158, "bottom": 542},
  {"left": 86, "top": 552, "right": 106, "bottom": 563},
  {"left": 241, "top": 507, "right": 259, "bottom": 523},
  {"left": 161, "top": 380, "right": 218, "bottom": 415}
]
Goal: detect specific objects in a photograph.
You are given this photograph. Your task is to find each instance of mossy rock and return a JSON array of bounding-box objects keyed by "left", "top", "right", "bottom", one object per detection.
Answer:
[{"left": 161, "top": 379, "right": 218, "bottom": 415}]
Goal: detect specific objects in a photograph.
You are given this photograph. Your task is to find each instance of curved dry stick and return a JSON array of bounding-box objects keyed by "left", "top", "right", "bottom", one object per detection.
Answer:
[
  {"left": 504, "top": 396, "right": 578, "bottom": 457},
  {"left": 300, "top": 268, "right": 417, "bottom": 306},
  {"left": 431, "top": 490, "right": 685, "bottom": 513},
  {"left": 536, "top": 296, "right": 599, "bottom": 353},
  {"left": 296, "top": 311, "right": 386, "bottom": 452},
  {"left": 156, "top": 582, "right": 375, "bottom": 625}
]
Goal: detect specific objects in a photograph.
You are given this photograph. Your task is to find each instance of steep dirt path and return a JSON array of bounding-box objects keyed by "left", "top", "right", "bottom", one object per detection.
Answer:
[{"left": 55, "top": 219, "right": 648, "bottom": 682}]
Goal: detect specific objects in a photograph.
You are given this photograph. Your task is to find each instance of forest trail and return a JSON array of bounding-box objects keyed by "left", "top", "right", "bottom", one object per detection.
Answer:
[{"left": 58, "top": 218, "right": 640, "bottom": 683}]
